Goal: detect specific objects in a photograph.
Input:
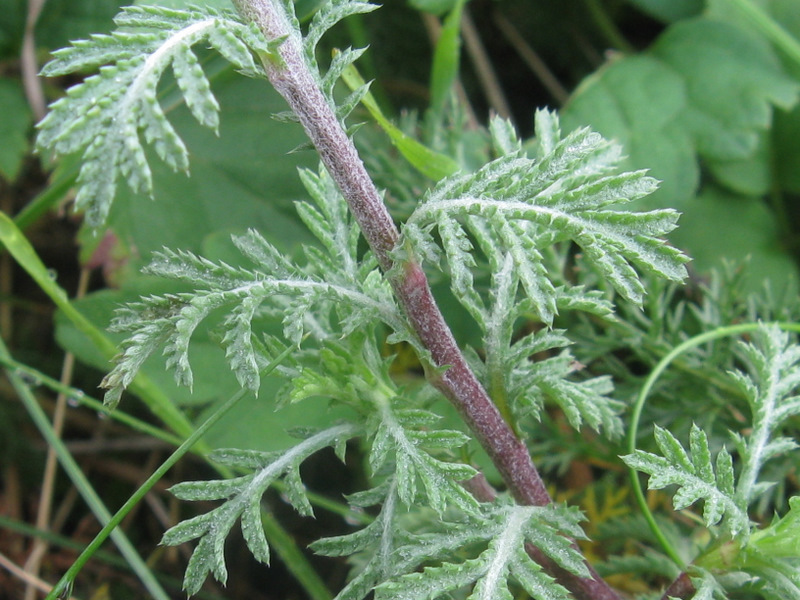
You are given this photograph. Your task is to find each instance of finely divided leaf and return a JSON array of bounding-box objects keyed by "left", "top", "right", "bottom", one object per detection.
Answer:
[
  {"left": 100, "top": 167, "right": 409, "bottom": 406},
  {"left": 369, "top": 404, "right": 478, "bottom": 515},
  {"left": 311, "top": 480, "right": 417, "bottom": 600},
  {"left": 36, "top": 5, "right": 279, "bottom": 227},
  {"left": 731, "top": 325, "right": 800, "bottom": 506},
  {"left": 623, "top": 423, "right": 749, "bottom": 536},
  {"left": 405, "top": 110, "right": 688, "bottom": 322},
  {"left": 161, "top": 424, "right": 358, "bottom": 595},
  {"left": 375, "top": 503, "right": 585, "bottom": 600},
  {"left": 480, "top": 259, "right": 622, "bottom": 437}
]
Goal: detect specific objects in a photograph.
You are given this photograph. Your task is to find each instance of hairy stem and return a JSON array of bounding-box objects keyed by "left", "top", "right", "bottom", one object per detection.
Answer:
[{"left": 232, "top": 2, "right": 620, "bottom": 599}]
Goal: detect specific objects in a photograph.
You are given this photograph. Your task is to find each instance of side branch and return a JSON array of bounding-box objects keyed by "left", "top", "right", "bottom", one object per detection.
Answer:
[{"left": 232, "top": 2, "right": 621, "bottom": 599}]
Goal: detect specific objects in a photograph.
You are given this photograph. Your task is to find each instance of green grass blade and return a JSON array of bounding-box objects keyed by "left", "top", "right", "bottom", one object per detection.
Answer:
[
  {"left": 0, "top": 336, "right": 170, "bottom": 600},
  {"left": 0, "top": 211, "right": 194, "bottom": 437},
  {"left": 42, "top": 341, "right": 301, "bottom": 600},
  {"left": 341, "top": 62, "right": 458, "bottom": 180},
  {"left": 428, "top": 0, "right": 466, "bottom": 119}
]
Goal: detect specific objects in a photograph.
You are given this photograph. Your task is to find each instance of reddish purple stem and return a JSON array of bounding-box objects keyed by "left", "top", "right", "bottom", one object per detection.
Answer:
[{"left": 232, "top": 2, "right": 623, "bottom": 598}]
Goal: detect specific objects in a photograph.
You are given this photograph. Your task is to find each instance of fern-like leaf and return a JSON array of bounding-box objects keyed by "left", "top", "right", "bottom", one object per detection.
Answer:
[
  {"left": 36, "top": 5, "right": 279, "bottom": 226},
  {"left": 100, "top": 167, "right": 409, "bottom": 407},
  {"left": 311, "top": 479, "right": 418, "bottom": 600},
  {"left": 730, "top": 325, "right": 800, "bottom": 506},
  {"left": 478, "top": 254, "right": 622, "bottom": 437},
  {"left": 374, "top": 502, "right": 588, "bottom": 600},
  {"left": 404, "top": 110, "right": 689, "bottom": 324},
  {"left": 625, "top": 325, "right": 800, "bottom": 539},
  {"left": 623, "top": 423, "right": 748, "bottom": 536},
  {"left": 369, "top": 403, "right": 479, "bottom": 515},
  {"left": 161, "top": 424, "right": 359, "bottom": 595}
]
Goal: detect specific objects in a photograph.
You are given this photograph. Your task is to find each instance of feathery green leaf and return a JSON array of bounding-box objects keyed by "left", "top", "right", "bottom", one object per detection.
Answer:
[
  {"left": 162, "top": 424, "right": 359, "bottom": 595},
  {"left": 405, "top": 110, "right": 689, "bottom": 323},
  {"left": 36, "top": 5, "right": 279, "bottom": 227},
  {"left": 623, "top": 423, "right": 749, "bottom": 535},
  {"left": 375, "top": 503, "right": 586, "bottom": 600}
]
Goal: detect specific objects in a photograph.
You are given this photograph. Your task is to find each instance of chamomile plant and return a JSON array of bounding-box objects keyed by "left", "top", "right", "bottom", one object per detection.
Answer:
[{"left": 33, "top": 1, "right": 799, "bottom": 599}]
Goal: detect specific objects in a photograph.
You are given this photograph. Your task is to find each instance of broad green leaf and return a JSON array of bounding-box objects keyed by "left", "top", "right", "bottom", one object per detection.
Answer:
[
  {"left": 624, "top": 0, "right": 704, "bottom": 23},
  {"left": 707, "top": 0, "right": 800, "bottom": 74},
  {"left": 563, "top": 16, "right": 799, "bottom": 212},
  {"left": 0, "top": 78, "right": 31, "bottom": 181},
  {"left": 705, "top": 130, "right": 771, "bottom": 197},
  {"left": 563, "top": 55, "right": 695, "bottom": 210},
  {"left": 650, "top": 18, "right": 798, "bottom": 162},
  {"left": 667, "top": 185, "right": 798, "bottom": 291}
]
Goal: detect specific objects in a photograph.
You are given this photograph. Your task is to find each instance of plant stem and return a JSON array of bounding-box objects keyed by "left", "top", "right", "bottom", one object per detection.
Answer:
[{"left": 232, "top": 2, "right": 621, "bottom": 599}]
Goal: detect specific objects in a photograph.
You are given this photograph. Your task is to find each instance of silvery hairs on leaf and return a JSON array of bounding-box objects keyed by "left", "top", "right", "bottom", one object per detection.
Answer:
[
  {"left": 161, "top": 423, "right": 359, "bottom": 595},
  {"left": 100, "top": 166, "right": 409, "bottom": 408},
  {"left": 403, "top": 110, "right": 689, "bottom": 326},
  {"left": 35, "top": 0, "right": 378, "bottom": 228},
  {"left": 624, "top": 324, "right": 800, "bottom": 539},
  {"left": 36, "top": 5, "right": 280, "bottom": 227}
]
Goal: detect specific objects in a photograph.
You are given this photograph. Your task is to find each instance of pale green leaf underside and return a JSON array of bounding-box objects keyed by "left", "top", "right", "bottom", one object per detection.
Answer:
[
  {"left": 375, "top": 504, "right": 586, "bottom": 600},
  {"left": 161, "top": 424, "right": 358, "bottom": 595},
  {"left": 405, "top": 110, "right": 688, "bottom": 324},
  {"left": 35, "top": 5, "right": 276, "bottom": 227}
]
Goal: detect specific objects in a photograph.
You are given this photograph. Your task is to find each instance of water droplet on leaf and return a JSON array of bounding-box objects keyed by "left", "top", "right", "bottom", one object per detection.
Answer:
[
  {"left": 14, "top": 369, "right": 42, "bottom": 387},
  {"left": 67, "top": 390, "right": 85, "bottom": 407}
]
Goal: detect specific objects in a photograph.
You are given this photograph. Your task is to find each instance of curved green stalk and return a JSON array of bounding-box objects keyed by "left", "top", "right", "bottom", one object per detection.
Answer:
[
  {"left": 726, "top": 0, "right": 800, "bottom": 69},
  {"left": 0, "top": 336, "right": 170, "bottom": 600},
  {"left": 626, "top": 320, "right": 800, "bottom": 568}
]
